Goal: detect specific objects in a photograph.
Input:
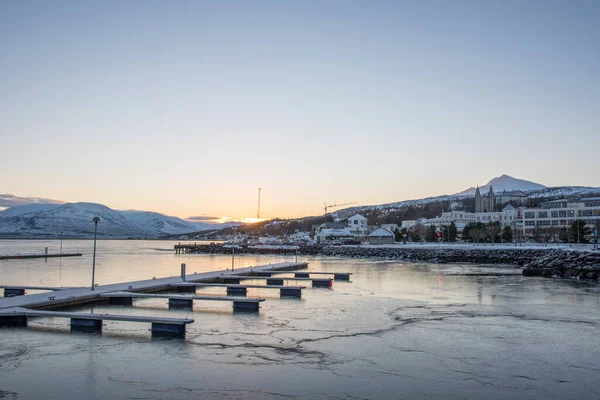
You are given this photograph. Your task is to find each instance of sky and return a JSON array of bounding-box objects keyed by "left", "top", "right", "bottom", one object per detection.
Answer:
[{"left": 1, "top": 1, "right": 599, "bottom": 221}]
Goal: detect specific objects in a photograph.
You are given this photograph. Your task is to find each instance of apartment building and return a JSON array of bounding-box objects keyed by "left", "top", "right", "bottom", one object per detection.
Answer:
[{"left": 517, "top": 197, "right": 600, "bottom": 235}]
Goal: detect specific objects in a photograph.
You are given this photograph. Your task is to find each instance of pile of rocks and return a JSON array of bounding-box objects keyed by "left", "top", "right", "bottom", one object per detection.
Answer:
[
  {"left": 522, "top": 250, "right": 600, "bottom": 280},
  {"left": 183, "top": 244, "right": 599, "bottom": 279}
]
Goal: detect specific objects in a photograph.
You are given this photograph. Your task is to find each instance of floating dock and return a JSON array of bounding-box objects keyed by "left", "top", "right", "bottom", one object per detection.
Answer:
[
  {"left": 0, "top": 262, "right": 309, "bottom": 337},
  {"left": 0, "top": 262, "right": 356, "bottom": 338},
  {"left": 253, "top": 270, "right": 352, "bottom": 281},
  {"left": 221, "top": 275, "right": 333, "bottom": 287},
  {"left": 172, "top": 282, "right": 306, "bottom": 298},
  {"left": 0, "top": 252, "right": 82, "bottom": 260}
]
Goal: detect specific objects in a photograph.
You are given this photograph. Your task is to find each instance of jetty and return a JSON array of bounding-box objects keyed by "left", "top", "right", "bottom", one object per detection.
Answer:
[
  {"left": 0, "top": 261, "right": 316, "bottom": 337},
  {"left": 220, "top": 275, "right": 333, "bottom": 287},
  {"left": 252, "top": 270, "right": 352, "bottom": 281},
  {"left": 0, "top": 285, "right": 83, "bottom": 297},
  {"left": 0, "top": 252, "right": 82, "bottom": 260},
  {"left": 172, "top": 282, "right": 306, "bottom": 298}
]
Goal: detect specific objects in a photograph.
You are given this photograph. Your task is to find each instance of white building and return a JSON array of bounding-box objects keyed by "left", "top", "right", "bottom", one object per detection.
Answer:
[
  {"left": 380, "top": 223, "right": 399, "bottom": 233},
  {"left": 315, "top": 228, "right": 355, "bottom": 243},
  {"left": 517, "top": 197, "right": 600, "bottom": 236},
  {"left": 347, "top": 214, "right": 369, "bottom": 239},
  {"left": 368, "top": 228, "right": 395, "bottom": 245},
  {"left": 404, "top": 205, "right": 517, "bottom": 232}
]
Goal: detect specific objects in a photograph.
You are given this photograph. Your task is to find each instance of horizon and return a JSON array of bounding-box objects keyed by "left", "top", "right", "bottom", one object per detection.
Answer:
[
  {"left": 1, "top": 173, "right": 598, "bottom": 221},
  {"left": 1, "top": 2, "right": 599, "bottom": 220}
]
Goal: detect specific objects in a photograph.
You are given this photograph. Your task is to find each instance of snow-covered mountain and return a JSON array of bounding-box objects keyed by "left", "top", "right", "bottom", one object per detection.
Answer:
[
  {"left": 119, "top": 210, "right": 212, "bottom": 235},
  {"left": 455, "top": 175, "right": 546, "bottom": 196},
  {"left": 0, "top": 202, "right": 149, "bottom": 238},
  {"left": 335, "top": 176, "right": 599, "bottom": 217},
  {"left": 0, "top": 202, "right": 223, "bottom": 238}
]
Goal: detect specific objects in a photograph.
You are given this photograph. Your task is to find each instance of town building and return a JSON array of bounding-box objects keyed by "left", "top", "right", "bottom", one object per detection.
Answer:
[
  {"left": 475, "top": 186, "right": 496, "bottom": 213},
  {"left": 347, "top": 214, "right": 369, "bottom": 239},
  {"left": 368, "top": 228, "right": 395, "bottom": 245},
  {"left": 496, "top": 190, "right": 528, "bottom": 205},
  {"left": 401, "top": 205, "right": 516, "bottom": 232},
  {"left": 380, "top": 223, "right": 400, "bottom": 233},
  {"left": 516, "top": 197, "right": 600, "bottom": 236},
  {"left": 315, "top": 228, "right": 355, "bottom": 243}
]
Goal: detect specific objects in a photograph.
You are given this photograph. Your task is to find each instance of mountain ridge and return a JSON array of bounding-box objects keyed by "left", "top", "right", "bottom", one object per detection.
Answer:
[
  {"left": 454, "top": 174, "right": 547, "bottom": 196},
  {"left": 0, "top": 202, "right": 227, "bottom": 238}
]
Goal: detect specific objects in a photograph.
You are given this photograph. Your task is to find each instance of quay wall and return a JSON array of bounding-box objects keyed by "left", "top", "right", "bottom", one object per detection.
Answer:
[{"left": 181, "top": 244, "right": 600, "bottom": 280}]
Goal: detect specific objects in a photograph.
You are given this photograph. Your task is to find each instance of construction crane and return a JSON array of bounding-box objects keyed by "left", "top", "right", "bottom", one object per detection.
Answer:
[
  {"left": 323, "top": 202, "right": 356, "bottom": 219},
  {"left": 257, "top": 188, "right": 262, "bottom": 219}
]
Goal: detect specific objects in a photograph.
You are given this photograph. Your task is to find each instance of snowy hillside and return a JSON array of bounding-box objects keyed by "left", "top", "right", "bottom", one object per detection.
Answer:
[
  {"left": 527, "top": 186, "right": 600, "bottom": 198},
  {"left": 455, "top": 174, "right": 546, "bottom": 196},
  {"left": 0, "top": 203, "right": 62, "bottom": 218},
  {"left": 336, "top": 178, "right": 599, "bottom": 217},
  {"left": 0, "top": 202, "right": 223, "bottom": 238},
  {"left": 0, "top": 202, "right": 150, "bottom": 238},
  {"left": 119, "top": 210, "right": 206, "bottom": 235}
]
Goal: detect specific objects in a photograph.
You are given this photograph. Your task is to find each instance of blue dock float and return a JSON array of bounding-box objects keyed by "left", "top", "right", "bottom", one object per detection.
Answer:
[
  {"left": 222, "top": 276, "right": 332, "bottom": 288},
  {"left": 171, "top": 283, "right": 306, "bottom": 299},
  {"left": 0, "top": 307, "right": 194, "bottom": 338},
  {"left": 278, "top": 271, "right": 353, "bottom": 281},
  {"left": 1, "top": 286, "right": 81, "bottom": 298},
  {"left": 100, "top": 291, "right": 266, "bottom": 313}
]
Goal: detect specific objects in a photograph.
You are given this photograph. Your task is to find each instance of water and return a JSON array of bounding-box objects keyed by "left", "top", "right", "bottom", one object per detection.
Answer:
[{"left": 1, "top": 240, "right": 599, "bottom": 400}]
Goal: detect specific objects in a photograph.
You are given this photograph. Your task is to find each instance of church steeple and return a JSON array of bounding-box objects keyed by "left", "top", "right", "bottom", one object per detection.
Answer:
[
  {"left": 475, "top": 186, "right": 482, "bottom": 213},
  {"left": 488, "top": 185, "right": 495, "bottom": 212}
]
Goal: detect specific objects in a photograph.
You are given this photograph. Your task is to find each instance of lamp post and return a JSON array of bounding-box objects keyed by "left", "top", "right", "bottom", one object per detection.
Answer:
[
  {"left": 231, "top": 227, "right": 236, "bottom": 271},
  {"left": 91, "top": 217, "right": 100, "bottom": 290},
  {"left": 59, "top": 231, "right": 64, "bottom": 256}
]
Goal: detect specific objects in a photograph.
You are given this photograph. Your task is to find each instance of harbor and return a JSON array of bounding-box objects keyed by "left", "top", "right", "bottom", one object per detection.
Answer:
[
  {"left": 1, "top": 240, "right": 599, "bottom": 400},
  {"left": 0, "top": 261, "right": 323, "bottom": 337}
]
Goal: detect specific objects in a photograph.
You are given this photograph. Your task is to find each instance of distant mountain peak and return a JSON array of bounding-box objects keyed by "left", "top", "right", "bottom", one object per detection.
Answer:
[{"left": 455, "top": 175, "right": 546, "bottom": 196}]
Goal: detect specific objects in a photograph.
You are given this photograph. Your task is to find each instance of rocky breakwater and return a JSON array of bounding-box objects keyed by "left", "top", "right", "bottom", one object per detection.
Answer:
[
  {"left": 184, "top": 244, "right": 598, "bottom": 279},
  {"left": 522, "top": 250, "right": 600, "bottom": 280}
]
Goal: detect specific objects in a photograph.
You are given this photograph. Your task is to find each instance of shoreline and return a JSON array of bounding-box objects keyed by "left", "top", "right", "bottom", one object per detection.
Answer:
[{"left": 181, "top": 243, "right": 600, "bottom": 280}]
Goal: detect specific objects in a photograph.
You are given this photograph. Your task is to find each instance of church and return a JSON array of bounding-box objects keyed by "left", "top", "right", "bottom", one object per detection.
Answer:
[{"left": 475, "top": 186, "right": 496, "bottom": 213}]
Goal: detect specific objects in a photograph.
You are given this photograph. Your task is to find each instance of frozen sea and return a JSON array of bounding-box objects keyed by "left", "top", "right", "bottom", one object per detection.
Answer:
[{"left": 0, "top": 240, "right": 599, "bottom": 400}]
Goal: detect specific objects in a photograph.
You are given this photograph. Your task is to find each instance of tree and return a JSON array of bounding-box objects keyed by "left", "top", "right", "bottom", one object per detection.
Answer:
[
  {"left": 393, "top": 228, "right": 402, "bottom": 242},
  {"left": 469, "top": 228, "right": 485, "bottom": 245},
  {"left": 572, "top": 220, "right": 591, "bottom": 244},
  {"left": 558, "top": 227, "right": 570, "bottom": 243},
  {"left": 463, "top": 222, "right": 486, "bottom": 243},
  {"left": 486, "top": 221, "right": 501, "bottom": 245},
  {"left": 412, "top": 222, "right": 426, "bottom": 242},
  {"left": 426, "top": 225, "right": 438, "bottom": 242},
  {"left": 501, "top": 225, "right": 513, "bottom": 243},
  {"left": 441, "top": 225, "right": 449, "bottom": 242},
  {"left": 449, "top": 222, "right": 457, "bottom": 242},
  {"left": 400, "top": 227, "right": 408, "bottom": 244},
  {"left": 462, "top": 222, "right": 475, "bottom": 242}
]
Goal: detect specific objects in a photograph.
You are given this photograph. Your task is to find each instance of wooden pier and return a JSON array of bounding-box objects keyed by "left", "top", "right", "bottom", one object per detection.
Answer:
[
  {"left": 1, "top": 285, "right": 83, "bottom": 297},
  {"left": 0, "top": 307, "right": 193, "bottom": 337},
  {"left": 0, "top": 252, "right": 82, "bottom": 260},
  {"left": 0, "top": 261, "right": 309, "bottom": 337},
  {"left": 253, "top": 270, "right": 353, "bottom": 281},
  {"left": 100, "top": 291, "right": 266, "bottom": 313},
  {"left": 221, "top": 275, "right": 333, "bottom": 288},
  {"left": 0, "top": 262, "right": 354, "bottom": 337},
  {"left": 172, "top": 282, "right": 306, "bottom": 298}
]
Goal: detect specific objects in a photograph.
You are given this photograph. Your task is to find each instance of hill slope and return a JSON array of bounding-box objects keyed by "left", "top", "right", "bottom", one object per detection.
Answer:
[
  {"left": 0, "top": 203, "right": 223, "bottom": 238},
  {"left": 455, "top": 175, "right": 546, "bottom": 196}
]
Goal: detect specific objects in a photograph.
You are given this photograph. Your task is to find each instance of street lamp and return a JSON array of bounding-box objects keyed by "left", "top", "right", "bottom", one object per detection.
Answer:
[
  {"left": 60, "top": 231, "right": 64, "bottom": 256},
  {"left": 91, "top": 217, "right": 100, "bottom": 291},
  {"left": 231, "top": 227, "right": 236, "bottom": 271}
]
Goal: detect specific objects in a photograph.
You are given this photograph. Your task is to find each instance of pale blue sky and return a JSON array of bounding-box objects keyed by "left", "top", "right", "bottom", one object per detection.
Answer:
[{"left": 1, "top": 1, "right": 598, "bottom": 219}]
